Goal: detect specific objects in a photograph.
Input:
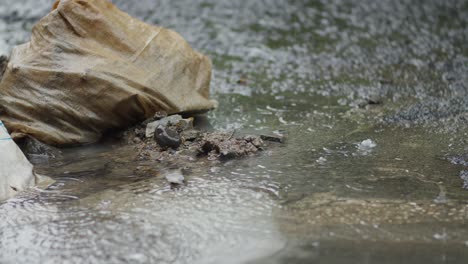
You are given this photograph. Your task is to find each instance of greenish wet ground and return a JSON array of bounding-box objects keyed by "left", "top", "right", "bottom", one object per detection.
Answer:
[{"left": 1, "top": 0, "right": 468, "bottom": 263}]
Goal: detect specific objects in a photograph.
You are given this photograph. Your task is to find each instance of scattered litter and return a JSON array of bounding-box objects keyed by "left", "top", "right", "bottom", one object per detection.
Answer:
[
  {"left": 316, "top": 157, "right": 327, "bottom": 164},
  {"left": 278, "top": 117, "right": 288, "bottom": 125},
  {"left": 433, "top": 232, "right": 447, "bottom": 241},
  {"left": 357, "top": 139, "right": 377, "bottom": 151},
  {"left": 165, "top": 170, "right": 185, "bottom": 185}
]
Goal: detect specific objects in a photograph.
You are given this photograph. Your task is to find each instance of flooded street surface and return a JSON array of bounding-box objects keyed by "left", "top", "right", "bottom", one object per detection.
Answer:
[{"left": 1, "top": 0, "right": 468, "bottom": 263}]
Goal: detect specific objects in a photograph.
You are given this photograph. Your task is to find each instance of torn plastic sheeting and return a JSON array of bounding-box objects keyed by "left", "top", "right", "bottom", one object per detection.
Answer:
[
  {"left": 0, "top": 120, "right": 36, "bottom": 201},
  {"left": 0, "top": 0, "right": 217, "bottom": 146}
]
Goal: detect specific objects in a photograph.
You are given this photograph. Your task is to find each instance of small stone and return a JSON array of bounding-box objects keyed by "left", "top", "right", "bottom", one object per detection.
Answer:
[
  {"left": 244, "top": 135, "right": 264, "bottom": 148},
  {"left": 165, "top": 170, "right": 185, "bottom": 185},
  {"left": 153, "top": 111, "right": 168, "bottom": 120},
  {"left": 174, "top": 117, "right": 194, "bottom": 132},
  {"left": 218, "top": 140, "right": 258, "bottom": 160},
  {"left": 218, "top": 144, "right": 238, "bottom": 160},
  {"left": 181, "top": 129, "right": 200, "bottom": 142},
  {"left": 146, "top": 121, "right": 160, "bottom": 138},
  {"left": 367, "top": 94, "right": 382, "bottom": 105},
  {"left": 177, "top": 146, "right": 199, "bottom": 160},
  {"left": 132, "top": 137, "right": 142, "bottom": 144},
  {"left": 379, "top": 79, "right": 394, "bottom": 85},
  {"left": 197, "top": 132, "right": 263, "bottom": 160},
  {"left": 199, "top": 132, "right": 229, "bottom": 154},
  {"left": 154, "top": 126, "right": 181, "bottom": 149},
  {"left": 355, "top": 99, "right": 368, "bottom": 108},
  {"left": 260, "top": 134, "right": 285, "bottom": 143},
  {"left": 134, "top": 127, "right": 146, "bottom": 138},
  {"left": 145, "top": 115, "right": 183, "bottom": 138},
  {"left": 237, "top": 77, "right": 248, "bottom": 85}
]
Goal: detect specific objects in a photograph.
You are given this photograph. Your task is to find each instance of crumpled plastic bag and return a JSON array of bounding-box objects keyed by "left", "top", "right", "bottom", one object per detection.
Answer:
[
  {"left": 0, "top": 0, "right": 217, "bottom": 146},
  {"left": 0, "top": 120, "right": 36, "bottom": 200}
]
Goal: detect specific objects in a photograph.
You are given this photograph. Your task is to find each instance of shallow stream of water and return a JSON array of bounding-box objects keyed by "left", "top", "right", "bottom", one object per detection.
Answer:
[{"left": 1, "top": 0, "right": 468, "bottom": 263}]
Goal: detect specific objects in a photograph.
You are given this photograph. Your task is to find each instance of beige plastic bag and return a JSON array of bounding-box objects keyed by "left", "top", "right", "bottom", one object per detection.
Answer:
[{"left": 0, "top": 0, "right": 216, "bottom": 146}]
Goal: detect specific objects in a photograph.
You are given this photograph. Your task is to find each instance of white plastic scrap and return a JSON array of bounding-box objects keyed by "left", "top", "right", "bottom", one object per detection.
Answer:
[
  {"left": 0, "top": 120, "right": 36, "bottom": 200},
  {"left": 165, "top": 170, "right": 185, "bottom": 185},
  {"left": 357, "top": 139, "right": 377, "bottom": 151},
  {"left": 316, "top": 157, "right": 327, "bottom": 164},
  {"left": 433, "top": 232, "right": 448, "bottom": 241}
]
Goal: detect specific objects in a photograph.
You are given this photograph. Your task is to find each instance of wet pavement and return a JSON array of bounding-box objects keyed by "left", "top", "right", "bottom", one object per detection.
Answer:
[{"left": 1, "top": 0, "right": 468, "bottom": 263}]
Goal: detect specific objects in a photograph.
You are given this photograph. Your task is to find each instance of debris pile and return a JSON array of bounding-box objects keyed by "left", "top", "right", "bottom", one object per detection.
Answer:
[{"left": 123, "top": 113, "right": 268, "bottom": 162}]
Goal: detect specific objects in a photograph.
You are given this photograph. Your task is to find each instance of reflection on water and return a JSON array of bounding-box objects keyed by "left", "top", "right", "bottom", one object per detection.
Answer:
[{"left": 0, "top": 141, "right": 284, "bottom": 264}]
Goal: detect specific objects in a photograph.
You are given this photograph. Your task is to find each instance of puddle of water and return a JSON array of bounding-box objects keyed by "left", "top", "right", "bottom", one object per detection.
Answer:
[
  {"left": 0, "top": 141, "right": 285, "bottom": 264},
  {"left": 1, "top": 93, "right": 467, "bottom": 264}
]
